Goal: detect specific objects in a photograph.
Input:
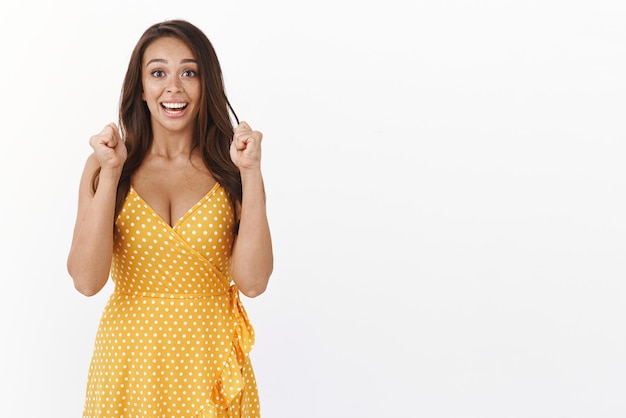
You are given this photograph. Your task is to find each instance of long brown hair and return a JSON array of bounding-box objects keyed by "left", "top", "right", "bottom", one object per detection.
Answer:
[{"left": 91, "top": 19, "right": 242, "bottom": 219}]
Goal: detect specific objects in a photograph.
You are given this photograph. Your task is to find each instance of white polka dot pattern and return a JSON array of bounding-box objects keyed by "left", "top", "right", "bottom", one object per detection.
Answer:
[{"left": 82, "top": 184, "right": 259, "bottom": 418}]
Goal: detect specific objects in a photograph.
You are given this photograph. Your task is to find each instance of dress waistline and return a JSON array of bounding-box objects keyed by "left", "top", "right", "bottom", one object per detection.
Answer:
[{"left": 113, "top": 287, "right": 232, "bottom": 299}]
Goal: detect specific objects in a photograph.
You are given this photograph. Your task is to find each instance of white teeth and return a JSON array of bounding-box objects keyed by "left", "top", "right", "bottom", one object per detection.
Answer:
[{"left": 162, "top": 102, "right": 187, "bottom": 109}]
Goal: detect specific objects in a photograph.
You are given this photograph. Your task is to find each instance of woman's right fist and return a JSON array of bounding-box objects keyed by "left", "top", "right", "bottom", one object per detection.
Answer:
[{"left": 89, "top": 123, "right": 127, "bottom": 170}]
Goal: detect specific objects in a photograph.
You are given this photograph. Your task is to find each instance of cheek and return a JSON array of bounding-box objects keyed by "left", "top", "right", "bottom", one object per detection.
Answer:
[
  {"left": 142, "top": 83, "right": 156, "bottom": 100},
  {"left": 185, "top": 80, "right": 202, "bottom": 98},
  {"left": 142, "top": 77, "right": 162, "bottom": 98}
]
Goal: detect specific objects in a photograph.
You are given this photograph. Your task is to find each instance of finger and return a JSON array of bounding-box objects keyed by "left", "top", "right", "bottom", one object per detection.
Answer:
[
  {"left": 96, "top": 130, "right": 117, "bottom": 149},
  {"left": 102, "top": 132, "right": 117, "bottom": 148},
  {"left": 242, "top": 131, "right": 262, "bottom": 148},
  {"left": 233, "top": 131, "right": 249, "bottom": 148},
  {"left": 109, "top": 124, "right": 125, "bottom": 147},
  {"left": 236, "top": 135, "right": 248, "bottom": 150},
  {"left": 237, "top": 121, "right": 251, "bottom": 131}
]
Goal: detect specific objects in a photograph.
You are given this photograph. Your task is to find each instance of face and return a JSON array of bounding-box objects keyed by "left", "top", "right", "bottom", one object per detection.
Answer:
[{"left": 142, "top": 36, "right": 201, "bottom": 137}]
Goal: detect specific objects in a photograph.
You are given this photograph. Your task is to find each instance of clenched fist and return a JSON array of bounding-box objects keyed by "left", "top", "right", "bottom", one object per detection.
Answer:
[
  {"left": 230, "top": 121, "right": 263, "bottom": 171},
  {"left": 89, "top": 123, "right": 127, "bottom": 171}
]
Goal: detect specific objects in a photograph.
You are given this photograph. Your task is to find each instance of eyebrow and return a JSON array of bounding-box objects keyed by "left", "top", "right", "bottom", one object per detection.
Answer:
[{"left": 145, "top": 58, "right": 198, "bottom": 66}]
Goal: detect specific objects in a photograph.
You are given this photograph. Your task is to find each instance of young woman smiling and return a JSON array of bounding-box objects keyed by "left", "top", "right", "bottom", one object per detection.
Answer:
[{"left": 67, "top": 19, "right": 273, "bottom": 418}]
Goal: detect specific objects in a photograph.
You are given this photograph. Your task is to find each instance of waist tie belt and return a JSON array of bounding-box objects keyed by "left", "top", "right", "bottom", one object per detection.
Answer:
[
  {"left": 229, "top": 284, "right": 255, "bottom": 358},
  {"left": 113, "top": 285, "right": 255, "bottom": 355},
  {"left": 114, "top": 288, "right": 231, "bottom": 299}
]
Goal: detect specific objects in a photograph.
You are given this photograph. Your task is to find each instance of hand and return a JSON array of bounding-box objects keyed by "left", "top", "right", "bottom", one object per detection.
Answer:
[
  {"left": 89, "top": 123, "right": 127, "bottom": 171},
  {"left": 230, "top": 121, "right": 263, "bottom": 171}
]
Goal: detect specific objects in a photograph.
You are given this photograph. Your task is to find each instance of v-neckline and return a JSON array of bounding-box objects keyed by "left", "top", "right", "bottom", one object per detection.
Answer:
[{"left": 129, "top": 182, "right": 220, "bottom": 229}]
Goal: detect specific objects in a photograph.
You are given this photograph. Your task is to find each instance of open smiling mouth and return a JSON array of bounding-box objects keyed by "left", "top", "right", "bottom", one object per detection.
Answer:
[{"left": 162, "top": 102, "right": 188, "bottom": 113}]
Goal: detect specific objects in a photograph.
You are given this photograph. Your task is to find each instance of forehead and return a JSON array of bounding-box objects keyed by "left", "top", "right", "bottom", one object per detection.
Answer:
[{"left": 143, "top": 36, "right": 196, "bottom": 65}]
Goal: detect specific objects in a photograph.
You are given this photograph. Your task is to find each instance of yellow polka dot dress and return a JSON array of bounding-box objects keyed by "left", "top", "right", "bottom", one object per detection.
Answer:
[{"left": 82, "top": 183, "right": 260, "bottom": 418}]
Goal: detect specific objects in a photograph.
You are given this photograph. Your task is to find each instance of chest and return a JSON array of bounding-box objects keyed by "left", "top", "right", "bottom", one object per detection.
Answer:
[{"left": 131, "top": 158, "right": 216, "bottom": 227}]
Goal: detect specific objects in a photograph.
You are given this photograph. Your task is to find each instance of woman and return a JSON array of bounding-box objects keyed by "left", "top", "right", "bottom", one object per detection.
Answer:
[{"left": 67, "top": 19, "right": 273, "bottom": 418}]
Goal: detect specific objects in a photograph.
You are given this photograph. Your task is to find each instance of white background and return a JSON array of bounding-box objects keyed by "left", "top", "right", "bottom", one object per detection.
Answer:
[{"left": 0, "top": 1, "right": 625, "bottom": 417}]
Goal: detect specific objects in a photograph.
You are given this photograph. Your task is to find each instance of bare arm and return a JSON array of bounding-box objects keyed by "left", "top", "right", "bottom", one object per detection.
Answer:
[
  {"left": 229, "top": 122, "right": 274, "bottom": 297},
  {"left": 67, "top": 123, "right": 126, "bottom": 296},
  {"left": 231, "top": 168, "right": 273, "bottom": 297}
]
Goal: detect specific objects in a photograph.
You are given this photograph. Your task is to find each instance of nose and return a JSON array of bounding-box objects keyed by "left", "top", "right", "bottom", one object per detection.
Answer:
[{"left": 166, "top": 76, "right": 183, "bottom": 93}]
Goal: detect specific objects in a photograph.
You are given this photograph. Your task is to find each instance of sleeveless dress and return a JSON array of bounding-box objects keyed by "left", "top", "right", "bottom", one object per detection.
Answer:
[{"left": 82, "top": 183, "right": 260, "bottom": 418}]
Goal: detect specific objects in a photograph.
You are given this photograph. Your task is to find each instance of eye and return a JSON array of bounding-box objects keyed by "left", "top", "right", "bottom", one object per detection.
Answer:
[
  {"left": 150, "top": 70, "right": 166, "bottom": 77},
  {"left": 182, "top": 69, "right": 197, "bottom": 77}
]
